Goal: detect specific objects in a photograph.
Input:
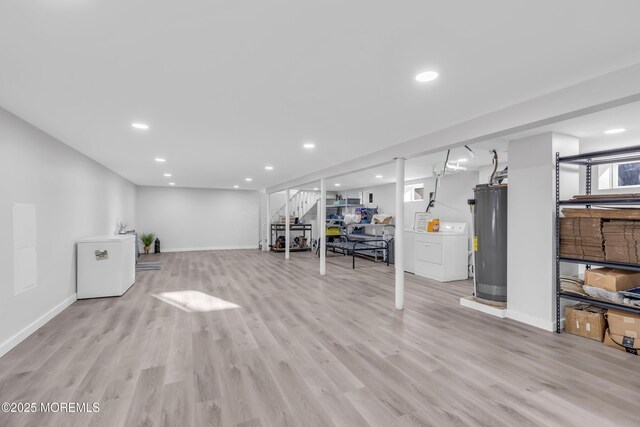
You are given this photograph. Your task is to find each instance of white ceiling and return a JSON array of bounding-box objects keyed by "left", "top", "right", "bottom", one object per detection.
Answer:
[
  {"left": 503, "top": 99, "right": 640, "bottom": 145},
  {"left": 304, "top": 141, "right": 509, "bottom": 190},
  {"left": 2, "top": 1, "right": 640, "bottom": 190},
  {"left": 300, "top": 100, "right": 640, "bottom": 190}
]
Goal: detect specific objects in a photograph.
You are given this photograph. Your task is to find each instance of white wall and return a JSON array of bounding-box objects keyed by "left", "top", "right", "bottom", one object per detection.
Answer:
[
  {"left": 0, "top": 107, "right": 136, "bottom": 357},
  {"left": 507, "top": 132, "right": 579, "bottom": 331},
  {"left": 347, "top": 173, "right": 476, "bottom": 227},
  {"left": 414, "top": 173, "right": 476, "bottom": 236},
  {"left": 269, "top": 190, "right": 289, "bottom": 218},
  {"left": 136, "top": 186, "right": 260, "bottom": 252},
  {"left": 340, "top": 184, "right": 396, "bottom": 215},
  {"left": 347, "top": 172, "right": 477, "bottom": 249}
]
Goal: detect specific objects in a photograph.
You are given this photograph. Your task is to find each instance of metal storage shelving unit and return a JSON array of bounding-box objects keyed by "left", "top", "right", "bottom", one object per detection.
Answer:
[
  {"left": 325, "top": 201, "right": 363, "bottom": 234},
  {"left": 345, "top": 223, "right": 394, "bottom": 238},
  {"left": 345, "top": 223, "right": 395, "bottom": 263},
  {"left": 270, "top": 223, "right": 312, "bottom": 252},
  {"left": 555, "top": 145, "right": 640, "bottom": 333},
  {"left": 326, "top": 203, "right": 363, "bottom": 219}
]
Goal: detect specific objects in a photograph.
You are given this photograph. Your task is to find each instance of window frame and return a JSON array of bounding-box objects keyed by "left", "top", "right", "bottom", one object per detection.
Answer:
[
  {"left": 598, "top": 161, "right": 640, "bottom": 190},
  {"left": 404, "top": 183, "right": 425, "bottom": 202}
]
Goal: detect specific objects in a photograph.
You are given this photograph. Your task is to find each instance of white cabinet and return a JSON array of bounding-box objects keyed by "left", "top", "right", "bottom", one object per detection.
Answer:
[
  {"left": 77, "top": 234, "right": 136, "bottom": 299},
  {"left": 406, "top": 223, "right": 469, "bottom": 282},
  {"left": 415, "top": 239, "right": 442, "bottom": 264}
]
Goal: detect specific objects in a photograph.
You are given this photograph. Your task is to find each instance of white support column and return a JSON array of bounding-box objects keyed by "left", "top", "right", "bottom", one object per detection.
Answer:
[
  {"left": 395, "top": 158, "right": 405, "bottom": 310},
  {"left": 320, "top": 179, "right": 326, "bottom": 276},
  {"left": 264, "top": 192, "right": 270, "bottom": 252},
  {"left": 507, "top": 132, "right": 579, "bottom": 331},
  {"left": 285, "top": 189, "right": 290, "bottom": 260}
]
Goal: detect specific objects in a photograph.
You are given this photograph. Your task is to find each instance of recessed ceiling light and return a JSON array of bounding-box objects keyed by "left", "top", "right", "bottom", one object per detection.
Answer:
[
  {"left": 131, "top": 122, "right": 149, "bottom": 130},
  {"left": 457, "top": 158, "right": 468, "bottom": 162},
  {"left": 313, "top": 187, "right": 319, "bottom": 191},
  {"left": 604, "top": 128, "right": 626, "bottom": 134},
  {"left": 164, "top": 173, "right": 172, "bottom": 177},
  {"left": 375, "top": 175, "right": 383, "bottom": 178},
  {"left": 155, "top": 158, "right": 166, "bottom": 163},
  {"left": 265, "top": 166, "right": 274, "bottom": 171},
  {"left": 245, "top": 178, "right": 252, "bottom": 182},
  {"left": 334, "top": 183, "right": 341, "bottom": 187},
  {"left": 168, "top": 182, "right": 175, "bottom": 186},
  {"left": 233, "top": 185, "right": 239, "bottom": 189},
  {"left": 303, "top": 142, "right": 315, "bottom": 149},
  {"left": 415, "top": 71, "right": 439, "bottom": 82}
]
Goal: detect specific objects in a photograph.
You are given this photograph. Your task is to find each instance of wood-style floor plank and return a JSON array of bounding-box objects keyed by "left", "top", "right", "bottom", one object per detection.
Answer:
[{"left": 0, "top": 249, "right": 638, "bottom": 427}]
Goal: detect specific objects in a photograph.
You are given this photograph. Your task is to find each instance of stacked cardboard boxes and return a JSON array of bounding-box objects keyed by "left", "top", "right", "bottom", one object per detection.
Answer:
[
  {"left": 579, "top": 268, "right": 640, "bottom": 354},
  {"left": 603, "top": 220, "right": 640, "bottom": 264},
  {"left": 562, "top": 207, "right": 640, "bottom": 220},
  {"left": 560, "top": 217, "right": 605, "bottom": 261},
  {"left": 560, "top": 205, "right": 640, "bottom": 353}
]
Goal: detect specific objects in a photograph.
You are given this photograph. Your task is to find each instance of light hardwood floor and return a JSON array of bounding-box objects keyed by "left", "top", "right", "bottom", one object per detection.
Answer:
[{"left": 1, "top": 250, "right": 639, "bottom": 427}]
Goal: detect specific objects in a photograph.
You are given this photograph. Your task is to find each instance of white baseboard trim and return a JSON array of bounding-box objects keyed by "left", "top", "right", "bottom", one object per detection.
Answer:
[
  {"left": 459, "top": 296, "right": 508, "bottom": 318},
  {"left": 162, "top": 246, "right": 258, "bottom": 253},
  {"left": 554, "top": 317, "right": 566, "bottom": 332},
  {"left": 506, "top": 309, "right": 555, "bottom": 332},
  {"left": 458, "top": 297, "right": 562, "bottom": 332},
  {"left": 0, "top": 294, "right": 77, "bottom": 359}
]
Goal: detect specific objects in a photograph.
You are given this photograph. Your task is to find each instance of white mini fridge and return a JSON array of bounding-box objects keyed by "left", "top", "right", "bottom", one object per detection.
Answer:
[{"left": 77, "top": 234, "right": 136, "bottom": 299}]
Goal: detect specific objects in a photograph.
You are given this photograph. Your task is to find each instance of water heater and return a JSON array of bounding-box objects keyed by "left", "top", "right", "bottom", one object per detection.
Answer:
[{"left": 471, "top": 184, "right": 508, "bottom": 302}]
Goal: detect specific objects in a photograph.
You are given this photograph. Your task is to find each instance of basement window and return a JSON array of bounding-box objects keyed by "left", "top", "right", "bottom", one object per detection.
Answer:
[
  {"left": 598, "top": 161, "right": 640, "bottom": 190},
  {"left": 404, "top": 184, "right": 424, "bottom": 202}
]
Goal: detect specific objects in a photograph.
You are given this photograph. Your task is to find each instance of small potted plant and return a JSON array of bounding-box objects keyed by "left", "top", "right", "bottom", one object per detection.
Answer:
[{"left": 140, "top": 233, "right": 156, "bottom": 254}]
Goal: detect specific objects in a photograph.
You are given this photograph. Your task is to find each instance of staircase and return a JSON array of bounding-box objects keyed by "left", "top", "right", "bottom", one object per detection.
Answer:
[
  {"left": 260, "top": 190, "right": 321, "bottom": 250},
  {"left": 272, "top": 190, "right": 320, "bottom": 222}
]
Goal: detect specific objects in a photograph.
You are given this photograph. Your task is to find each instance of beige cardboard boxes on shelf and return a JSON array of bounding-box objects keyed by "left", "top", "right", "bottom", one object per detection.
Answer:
[
  {"left": 564, "top": 303, "right": 607, "bottom": 341},
  {"left": 559, "top": 217, "right": 605, "bottom": 261},
  {"left": 603, "top": 220, "right": 640, "bottom": 264},
  {"left": 560, "top": 207, "right": 640, "bottom": 263},
  {"left": 584, "top": 268, "right": 640, "bottom": 292},
  {"left": 604, "top": 309, "right": 640, "bottom": 355}
]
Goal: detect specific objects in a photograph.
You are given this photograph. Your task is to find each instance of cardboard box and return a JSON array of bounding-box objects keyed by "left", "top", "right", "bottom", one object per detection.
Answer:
[
  {"left": 604, "top": 329, "right": 640, "bottom": 355},
  {"left": 607, "top": 309, "right": 640, "bottom": 338},
  {"left": 604, "top": 246, "right": 639, "bottom": 264},
  {"left": 564, "top": 304, "right": 606, "bottom": 341},
  {"left": 584, "top": 268, "right": 640, "bottom": 292},
  {"left": 560, "top": 217, "right": 606, "bottom": 260}
]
